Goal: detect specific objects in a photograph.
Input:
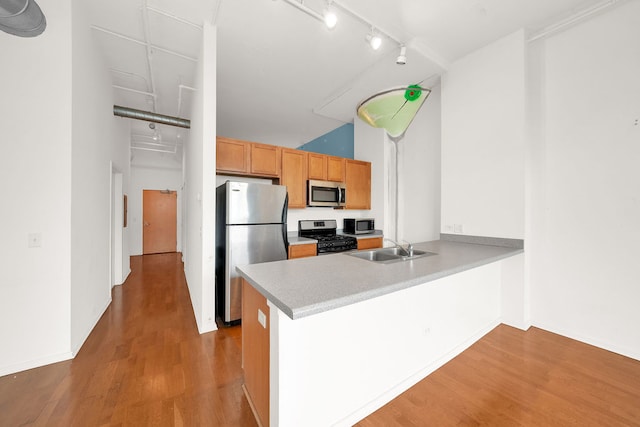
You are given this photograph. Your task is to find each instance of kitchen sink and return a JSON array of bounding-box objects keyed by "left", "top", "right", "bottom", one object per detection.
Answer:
[{"left": 346, "top": 247, "right": 436, "bottom": 264}]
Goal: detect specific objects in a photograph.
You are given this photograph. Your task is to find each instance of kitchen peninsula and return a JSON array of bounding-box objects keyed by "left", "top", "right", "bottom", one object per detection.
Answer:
[{"left": 237, "top": 235, "right": 524, "bottom": 427}]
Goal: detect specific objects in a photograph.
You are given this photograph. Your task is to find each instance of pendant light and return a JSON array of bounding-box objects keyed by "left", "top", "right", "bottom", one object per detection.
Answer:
[{"left": 0, "top": 0, "right": 46, "bottom": 37}]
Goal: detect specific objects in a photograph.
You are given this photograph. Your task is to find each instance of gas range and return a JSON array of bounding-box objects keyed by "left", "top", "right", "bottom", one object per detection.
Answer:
[{"left": 298, "top": 220, "right": 358, "bottom": 255}]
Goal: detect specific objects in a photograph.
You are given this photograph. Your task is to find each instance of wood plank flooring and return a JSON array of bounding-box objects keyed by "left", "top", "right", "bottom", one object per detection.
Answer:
[
  {"left": 357, "top": 325, "right": 640, "bottom": 426},
  {"left": 1, "top": 253, "right": 639, "bottom": 426},
  {"left": 0, "top": 253, "right": 257, "bottom": 426}
]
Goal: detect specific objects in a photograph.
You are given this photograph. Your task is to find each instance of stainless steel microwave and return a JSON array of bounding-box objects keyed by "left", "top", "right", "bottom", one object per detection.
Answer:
[
  {"left": 307, "top": 179, "right": 346, "bottom": 207},
  {"left": 343, "top": 218, "right": 375, "bottom": 234}
]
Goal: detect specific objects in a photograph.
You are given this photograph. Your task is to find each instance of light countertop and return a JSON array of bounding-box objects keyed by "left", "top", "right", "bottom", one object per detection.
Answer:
[{"left": 237, "top": 236, "right": 523, "bottom": 320}]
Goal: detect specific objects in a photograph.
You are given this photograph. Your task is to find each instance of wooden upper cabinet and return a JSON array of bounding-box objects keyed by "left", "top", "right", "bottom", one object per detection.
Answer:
[
  {"left": 217, "top": 137, "right": 371, "bottom": 210},
  {"left": 281, "top": 148, "right": 308, "bottom": 209},
  {"left": 216, "top": 137, "right": 250, "bottom": 174},
  {"left": 307, "top": 153, "right": 327, "bottom": 181},
  {"left": 345, "top": 159, "right": 371, "bottom": 210},
  {"left": 308, "top": 153, "right": 345, "bottom": 182},
  {"left": 327, "top": 156, "right": 345, "bottom": 182},
  {"left": 251, "top": 143, "right": 281, "bottom": 177}
]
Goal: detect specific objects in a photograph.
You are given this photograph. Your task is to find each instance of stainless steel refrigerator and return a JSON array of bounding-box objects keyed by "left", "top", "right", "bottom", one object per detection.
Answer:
[{"left": 215, "top": 181, "right": 288, "bottom": 325}]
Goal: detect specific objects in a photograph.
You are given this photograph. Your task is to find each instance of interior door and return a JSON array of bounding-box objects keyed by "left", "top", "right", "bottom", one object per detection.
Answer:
[{"left": 143, "top": 190, "right": 177, "bottom": 254}]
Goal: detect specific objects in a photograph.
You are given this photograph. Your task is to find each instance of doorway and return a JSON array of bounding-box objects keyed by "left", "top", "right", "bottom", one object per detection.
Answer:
[{"left": 143, "top": 189, "right": 177, "bottom": 254}]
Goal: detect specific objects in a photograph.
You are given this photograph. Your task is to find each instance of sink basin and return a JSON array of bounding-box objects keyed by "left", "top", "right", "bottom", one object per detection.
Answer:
[{"left": 346, "top": 247, "right": 436, "bottom": 264}]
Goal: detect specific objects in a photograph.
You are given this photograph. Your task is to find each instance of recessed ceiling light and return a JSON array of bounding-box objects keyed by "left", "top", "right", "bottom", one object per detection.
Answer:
[{"left": 0, "top": 0, "right": 46, "bottom": 38}]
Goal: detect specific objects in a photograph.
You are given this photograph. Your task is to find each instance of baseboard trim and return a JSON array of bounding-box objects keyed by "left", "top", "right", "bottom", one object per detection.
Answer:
[
  {"left": 242, "top": 384, "right": 265, "bottom": 427},
  {"left": 532, "top": 322, "right": 640, "bottom": 362},
  {"left": 71, "top": 296, "right": 112, "bottom": 356},
  {"left": 338, "top": 318, "right": 501, "bottom": 426},
  {"left": 0, "top": 351, "right": 73, "bottom": 377}
]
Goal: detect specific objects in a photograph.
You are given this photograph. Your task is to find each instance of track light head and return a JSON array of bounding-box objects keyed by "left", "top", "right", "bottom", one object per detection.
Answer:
[
  {"left": 323, "top": 9, "right": 337, "bottom": 29},
  {"left": 396, "top": 45, "right": 407, "bottom": 65},
  {"left": 366, "top": 33, "right": 382, "bottom": 50}
]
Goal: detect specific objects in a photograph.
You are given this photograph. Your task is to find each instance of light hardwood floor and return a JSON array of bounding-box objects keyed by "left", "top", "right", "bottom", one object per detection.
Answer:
[
  {"left": 0, "top": 253, "right": 257, "bottom": 426},
  {"left": 357, "top": 324, "right": 640, "bottom": 426},
  {"left": 1, "top": 253, "right": 639, "bottom": 426}
]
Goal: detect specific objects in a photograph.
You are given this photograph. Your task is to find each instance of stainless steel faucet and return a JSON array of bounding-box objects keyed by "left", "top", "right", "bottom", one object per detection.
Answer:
[{"left": 384, "top": 238, "right": 414, "bottom": 257}]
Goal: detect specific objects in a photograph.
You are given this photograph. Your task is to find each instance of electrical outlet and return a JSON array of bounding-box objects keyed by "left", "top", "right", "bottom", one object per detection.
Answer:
[
  {"left": 258, "top": 309, "right": 267, "bottom": 328},
  {"left": 28, "top": 233, "right": 42, "bottom": 248},
  {"left": 454, "top": 224, "right": 463, "bottom": 233},
  {"left": 444, "top": 224, "right": 453, "bottom": 232}
]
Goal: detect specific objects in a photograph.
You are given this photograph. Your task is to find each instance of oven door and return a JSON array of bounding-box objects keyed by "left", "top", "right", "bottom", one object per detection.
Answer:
[{"left": 307, "top": 180, "right": 346, "bottom": 207}]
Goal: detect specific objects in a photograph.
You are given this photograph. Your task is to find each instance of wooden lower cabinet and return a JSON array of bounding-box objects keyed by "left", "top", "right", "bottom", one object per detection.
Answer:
[
  {"left": 357, "top": 237, "right": 383, "bottom": 250},
  {"left": 288, "top": 243, "right": 317, "bottom": 259},
  {"left": 242, "top": 279, "right": 270, "bottom": 427}
]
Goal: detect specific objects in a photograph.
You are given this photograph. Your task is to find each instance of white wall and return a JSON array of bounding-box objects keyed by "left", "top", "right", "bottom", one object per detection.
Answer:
[
  {"left": 271, "top": 261, "right": 503, "bottom": 426},
  {"left": 530, "top": 1, "right": 640, "bottom": 359},
  {"left": 0, "top": 0, "right": 73, "bottom": 376},
  {"left": 184, "top": 22, "right": 217, "bottom": 334},
  {"left": 70, "top": 0, "right": 131, "bottom": 355},
  {"left": 401, "top": 84, "right": 441, "bottom": 243},
  {"left": 353, "top": 118, "right": 386, "bottom": 232},
  {"left": 0, "top": 0, "right": 131, "bottom": 375},
  {"left": 441, "top": 30, "right": 526, "bottom": 239},
  {"left": 129, "top": 165, "right": 183, "bottom": 255}
]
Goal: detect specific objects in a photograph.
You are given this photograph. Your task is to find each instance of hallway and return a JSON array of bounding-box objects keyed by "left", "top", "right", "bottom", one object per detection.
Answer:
[{"left": 0, "top": 253, "right": 257, "bottom": 426}]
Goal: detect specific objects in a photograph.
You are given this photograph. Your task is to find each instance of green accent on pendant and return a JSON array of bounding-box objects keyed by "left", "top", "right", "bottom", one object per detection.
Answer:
[
  {"left": 356, "top": 85, "right": 431, "bottom": 139},
  {"left": 404, "top": 84, "right": 422, "bottom": 101}
]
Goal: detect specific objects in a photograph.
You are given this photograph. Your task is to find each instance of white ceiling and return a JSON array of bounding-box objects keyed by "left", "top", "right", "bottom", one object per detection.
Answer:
[{"left": 87, "top": 0, "right": 617, "bottom": 155}]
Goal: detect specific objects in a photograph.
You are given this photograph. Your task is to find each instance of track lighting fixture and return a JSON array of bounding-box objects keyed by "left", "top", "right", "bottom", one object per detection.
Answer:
[
  {"left": 323, "top": 4, "right": 337, "bottom": 29},
  {"left": 366, "top": 30, "right": 382, "bottom": 50},
  {"left": 396, "top": 45, "right": 407, "bottom": 65},
  {"left": 282, "top": 0, "right": 410, "bottom": 60}
]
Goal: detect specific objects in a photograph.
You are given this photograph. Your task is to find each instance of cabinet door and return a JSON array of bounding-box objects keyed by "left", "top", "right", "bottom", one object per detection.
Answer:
[
  {"left": 288, "top": 243, "right": 317, "bottom": 259},
  {"left": 251, "top": 143, "right": 281, "bottom": 177},
  {"left": 242, "top": 279, "right": 270, "bottom": 427},
  {"left": 357, "top": 237, "right": 382, "bottom": 250},
  {"left": 216, "top": 137, "right": 249, "bottom": 174},
  {"left": 327, "top": 156, "right": 345, "bottom": 182},
  {"left": 281, "top": 148, "right": 308, "bottom": 209},
  {"left": 345, "top": 159, "right": 371, "bottom": 209},
  {"left": 307, "top": 153, "right": 327, "bottom": 180}
]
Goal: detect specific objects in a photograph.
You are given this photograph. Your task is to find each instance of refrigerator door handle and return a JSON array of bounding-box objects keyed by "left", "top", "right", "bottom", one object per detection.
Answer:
[
  {"left": 282, "top": 223, "right": 289, "bottom": 254},
  {"left": 281, "top": 193, "right": 289, "bottom": 223}
]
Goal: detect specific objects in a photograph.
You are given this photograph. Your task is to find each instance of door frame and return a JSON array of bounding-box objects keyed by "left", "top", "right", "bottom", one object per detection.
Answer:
[{"left": 110, "top": 163, "right": 124, "bottom": 287}]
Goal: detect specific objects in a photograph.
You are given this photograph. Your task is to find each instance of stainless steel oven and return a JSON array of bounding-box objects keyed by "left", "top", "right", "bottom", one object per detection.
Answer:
[
  {"left": 298, "top": 220, "right": 357, "bottom": 254},
  {"left": 307, "top": 179, "right": 346, "bottom": 208}
]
